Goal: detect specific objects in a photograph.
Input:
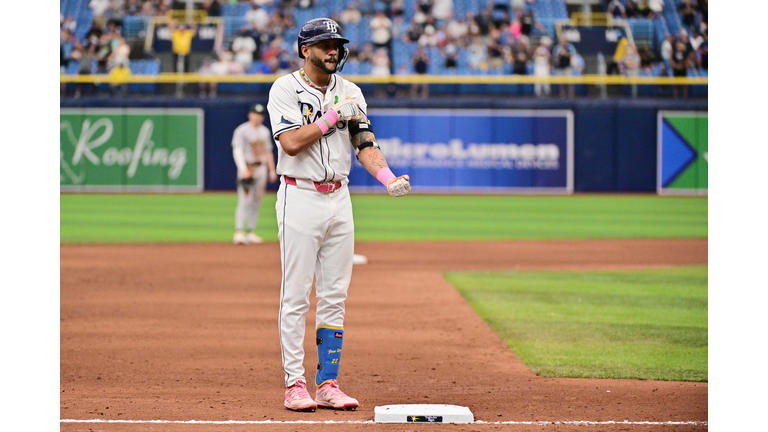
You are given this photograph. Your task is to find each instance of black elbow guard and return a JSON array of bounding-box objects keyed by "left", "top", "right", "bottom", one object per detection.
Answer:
[{"left": 349, "top": 119, "right": 373, "bottom": 137}]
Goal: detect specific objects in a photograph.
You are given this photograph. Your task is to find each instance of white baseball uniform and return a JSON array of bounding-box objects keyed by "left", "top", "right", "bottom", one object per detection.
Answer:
[
  {"left": 268, "top": 71, "right": 365, "bottom": 387},
  {"left": 232, "top": 121, "right": 273, "bottom": 233}
]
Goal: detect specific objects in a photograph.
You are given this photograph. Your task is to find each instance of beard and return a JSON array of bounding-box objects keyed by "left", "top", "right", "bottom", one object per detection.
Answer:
[{"left": 309, "top": 51, "right": 338, "bottom": 75}]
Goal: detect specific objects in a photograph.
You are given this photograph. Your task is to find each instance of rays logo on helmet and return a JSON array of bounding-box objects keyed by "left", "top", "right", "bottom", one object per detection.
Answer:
[{"left": 325, "top": 21, "right": 339, "bottom": 33}]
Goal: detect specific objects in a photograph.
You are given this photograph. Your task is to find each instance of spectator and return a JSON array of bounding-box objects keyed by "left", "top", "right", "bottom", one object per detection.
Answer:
[
  {"left": 232, "top": 28, "right": 258, "bottom": 71},
  {"left": 370, "top": 10, "right": 393, "bottom": 50},
  {"left": 391, "top": 0, "right": 405, "bottom": 17},
  {"left": 261, "top": 37, "right": 286, "bottom": 63},
  {"left": 637, "top": 0, "right": 654, "bottom": 19},
  {"left": 552, "top": 35, "right": 577, "bottom": 98},
  {"left": 679, "top": 0, "right": 697, "bottom": 30},
  {"left": 446, "top": 16, "right": 469, "bottom": 44},
  {"left": 624, "top": 0, "right": 638, "bottom": 19},
  {"left": 109, "top": 0, "right": 125, "bottom": 28},
  {"left": 84, "top": 21, "right": 103, "bottom": 47},
  {"left": 649, "top": 0, "right": 664, "bottom": 15},
  {"left": 89, "top": 0, "right": 110, "bottom": 29},
  {"left": 411, "top": 46, "right": 430, "bottom": 98},
  {"left": 418, "top": 24, "right": 439, "bottom": 47},
  {"left": 487, "top": 26, "right": 505, "bottom": 70},
  {"left": 697, "top": 0, "right": 707, "bottom": 28},
  {"left": 245, "top": 4, "right": 269, "bottom": 34},
  {"left": 520, "top": 9, "right": 544, "bottom": 38},
  {"left": 622, "top": 43, "right": 640, "bottom": 97},
  {"left": 297, "top": 0, "right": 315, "bottom": 8},
  {"left": 507, "top": 37, "right": 530, "bottom": 75},
  {"left": 475, "top": 6, "right": 493, "bottom": 36},
  {"left": 340, "top": 2, "right": 362, "bottom": 25},
  {"left": 607, "top": 0, "right": 626, "bottom": 19},
  {"left": 417, "top": 0, "right": 433, "bottom": 15},
  {"left": 62, "top": 15, "right": 77, "bottom": 33},
  {"left": 677, "top": 28, "right": 693, "bottom": 53},
  {"left": 108, "top": 36, "right": 131, "bottom": 69},
  {"left": 138, "top": 0, "right": 156, "bottom": 16},
  {"left": 208, "top": 50, "right": 245, "bottom": 97},
  {"left": 402, "top": 18, "right": 423, "bottom": 43},
  {"left": 108, "top": 62, "right": 131, "bottom": 96},
  {"left": 465, "top": 12, "right": 481, "bottom": 38},
  {"left": 431, "top": 0, "right": 453, "bottom": 21},
  {"left": 660, "top": 33, "right": 674, "bottom": 74},
  {"left": 689, "top": 29, "right": 704, "bottom": 52},
  {"left": 698, "top": 29, "right": 707, "bottom": 70},
  {"left": 371, "top": 48, "right": 391, "bottom": 76},
  {"left": 670, "top": 39, "right": 690, "bottom": 98},
  {"left": 638, "top": 46, "right": 653, "bottom": 71},
  {"left": 203, "top": 0, "right": 221, "bottom": 17},
  {"left": 509, "top": 15, "right": 522, "bottom": 41},
  {"left": 124, "top": 0, "right": 141, "bottom": 16},
  {"left": 467, "top": 36, "right": 487, "bottom": 71},
  {"left": 72, "top": 42, "right": 97, "bottom": 98},
  {"left": 357, "top": 41, "right": 375, "bottom": 63},
  {"left": 95, "top": 33, "right": 113, "bottom": 74},
  {"left": 198, "top": 58, "right": 215, "bottom": 97},
  {"left": 169, "top": 19, "right": 198, "bottom": 73},
  {"left": 440, "top": 36, "right": 459, "bottom": 70},
  {"left": 533, "top": 38, "right": 551, "bottom": 97},
  {"left": 60, "top": 29, "right": 73, "bottom": 74},
  {"left": 346, "top": 42, "right": 360, "bottom": 63}
]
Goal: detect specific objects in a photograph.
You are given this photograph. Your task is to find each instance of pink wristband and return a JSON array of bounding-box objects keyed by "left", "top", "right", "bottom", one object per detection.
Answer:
[
  {"left": 313, "top": 109, "right": 339, "bottom": 134},
  {"left": 376, "top": 168, "right": 396, "bottom": 186}
]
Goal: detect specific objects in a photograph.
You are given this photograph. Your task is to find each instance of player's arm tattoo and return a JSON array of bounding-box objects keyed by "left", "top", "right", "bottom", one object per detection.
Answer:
[{"left": 353, "top": 129, "right": 390, "bottom": 177}]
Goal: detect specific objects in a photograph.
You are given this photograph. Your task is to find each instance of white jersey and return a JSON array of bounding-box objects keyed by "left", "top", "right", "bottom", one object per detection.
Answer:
[
  {"left": 267, "top": 71, "right": 366, "bottom": 183},
  {"left": 232, "top": 122, "right": 273, "bottom": 165}
]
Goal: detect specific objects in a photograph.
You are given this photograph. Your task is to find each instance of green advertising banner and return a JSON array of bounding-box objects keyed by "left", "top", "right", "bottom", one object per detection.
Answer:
[
  {"left": 657, "top": 111, "right": 708, "bottom": 196},
  {"left": 60, "top": 109, "right": 204, "bottom": 191}
]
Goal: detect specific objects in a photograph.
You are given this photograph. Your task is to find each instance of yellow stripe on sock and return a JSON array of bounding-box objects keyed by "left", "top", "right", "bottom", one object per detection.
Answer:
[{"left": 316, "top": 325, "right": 344, "bottom": 331}]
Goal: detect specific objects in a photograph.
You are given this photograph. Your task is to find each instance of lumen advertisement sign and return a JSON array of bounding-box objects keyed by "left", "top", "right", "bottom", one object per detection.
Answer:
[
  {"left": 348, "top": 109, "right": 574, "bottom": 193},
  {"left": 60, "top": 109, "right": 204, "bottom": 192}
]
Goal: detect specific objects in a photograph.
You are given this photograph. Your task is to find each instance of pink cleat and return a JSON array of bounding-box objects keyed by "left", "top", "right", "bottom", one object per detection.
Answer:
[
  {"left": 284, "top": 380, "right": 317, "bottom": 412},
  {"left": 315, "top": 380, "right": 359, "bottom": 410}
]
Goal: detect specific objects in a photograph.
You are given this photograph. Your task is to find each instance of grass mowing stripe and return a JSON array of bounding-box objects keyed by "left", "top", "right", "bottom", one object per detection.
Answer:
[
  {"left": 61, "top": 194, "right": 707, "bottom": 243},
  {"left": 446, "top": 266, "right": 708, "bottom": 382}
]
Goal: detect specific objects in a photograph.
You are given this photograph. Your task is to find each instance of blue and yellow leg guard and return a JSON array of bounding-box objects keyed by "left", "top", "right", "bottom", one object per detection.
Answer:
[{"left": 316, "top": 326, "right": 344, "bottom": 386}]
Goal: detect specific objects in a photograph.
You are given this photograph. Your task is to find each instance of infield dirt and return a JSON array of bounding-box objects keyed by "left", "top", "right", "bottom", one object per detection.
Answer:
[{"left": 60, "top": 239, "right": 708, "bottom": 431}]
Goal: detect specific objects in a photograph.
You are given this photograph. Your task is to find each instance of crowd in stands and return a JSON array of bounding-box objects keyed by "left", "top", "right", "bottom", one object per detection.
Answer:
[{"left": 61, "top": 0, "right": 708, "bottom": 98}]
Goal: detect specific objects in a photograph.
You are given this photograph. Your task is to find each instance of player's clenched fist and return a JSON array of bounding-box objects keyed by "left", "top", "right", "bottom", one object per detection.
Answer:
[
  {"left": 387, "top": 175, "right": 411, "bottom": 197},
  {"left": 332, "top": 96, "right": 364, "bottom": 121}
]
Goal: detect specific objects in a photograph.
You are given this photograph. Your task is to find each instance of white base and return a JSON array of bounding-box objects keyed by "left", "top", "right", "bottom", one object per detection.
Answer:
[
  {"left": 374, "top": 404, "right": 474, "bottom": 424},
  {"left": 352, "top": 254, "right": 368, "bottom": 265}
]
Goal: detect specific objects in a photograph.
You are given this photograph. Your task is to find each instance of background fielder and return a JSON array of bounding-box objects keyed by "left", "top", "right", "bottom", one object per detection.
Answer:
[
  {"left": 268, "top": 18, "right": 411, "bottom": 412},
  {"left": 232, "top": 103, "right": 277, "bottom": 245}
]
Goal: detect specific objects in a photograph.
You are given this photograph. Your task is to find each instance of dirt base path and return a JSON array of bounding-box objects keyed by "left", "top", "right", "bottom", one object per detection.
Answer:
[{"left": 60, "top": 239, "right": 707, "bottom": 431}]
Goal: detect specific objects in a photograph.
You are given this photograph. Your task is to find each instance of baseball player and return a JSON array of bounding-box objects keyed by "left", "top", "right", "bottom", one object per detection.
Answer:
[
  {"left": 232, "top": 103, "right": 277, "bottom": 245},
  {"left": 268, "top": 18, "right": 411, "bottom": 412}
]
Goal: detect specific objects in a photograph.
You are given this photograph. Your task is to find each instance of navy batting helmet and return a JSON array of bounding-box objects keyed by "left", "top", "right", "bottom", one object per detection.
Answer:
[{"left": 297, "top": 18, "right": 350, "bottom": 72}]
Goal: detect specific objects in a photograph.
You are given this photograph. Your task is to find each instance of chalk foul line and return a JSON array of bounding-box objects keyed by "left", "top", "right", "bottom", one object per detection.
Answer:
[{"left": 61, "top": 419, "right": 707, "bottom": 426}]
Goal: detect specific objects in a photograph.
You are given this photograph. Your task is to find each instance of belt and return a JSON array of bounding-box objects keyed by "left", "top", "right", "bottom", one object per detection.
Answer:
[
  {"left": 247, "top": 162, "right": 263, "bottom": 167},
  {"left": 284, "top": 176, "right": 343, "bottom": 193}
]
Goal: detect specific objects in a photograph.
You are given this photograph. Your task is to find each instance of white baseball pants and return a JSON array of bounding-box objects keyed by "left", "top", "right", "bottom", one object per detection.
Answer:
[
  {"left": 235, "top": 165, "right": 267, "bottom": 232},
  {"left": 276, "top": 177, "right": 354, "bottom": 387}
]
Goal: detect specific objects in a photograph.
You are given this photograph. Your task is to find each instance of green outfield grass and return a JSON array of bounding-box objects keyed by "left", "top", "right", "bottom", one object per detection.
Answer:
[
  {"left": 60, "top": 193, "right": 707, "bottom": 243},
  {"left": 446, "top": 266, "right": 708, "bottom": 382}
]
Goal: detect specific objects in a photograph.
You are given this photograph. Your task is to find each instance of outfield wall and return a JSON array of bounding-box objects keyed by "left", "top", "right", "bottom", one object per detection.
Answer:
[{"left": 60, "top": 97, "right": 707, "bottom": 193}]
